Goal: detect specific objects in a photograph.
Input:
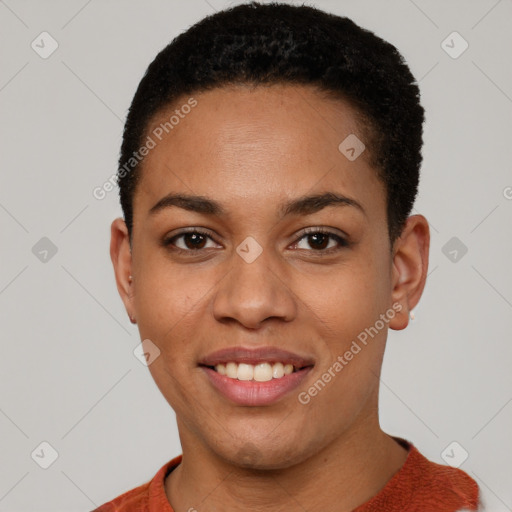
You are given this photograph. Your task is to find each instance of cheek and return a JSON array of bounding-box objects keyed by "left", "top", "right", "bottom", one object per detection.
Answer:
[
  {"left": 301, "top": 331, "right": 385, "bottom": 430},
  {"left": 133, "top": 272, "right": 207, "bottom": 387},
  {"left": 136, "top": 285, "right": 199, "bottom": 355},
  {"left": 302, "top": 260, "right": 385, "bottom": 341},
  {"left": 300, "top": 256, "right": 389, "bottom": 396},
  {"left": 139, "top": 298, "right": 206, "bottom": 415},
  {"left": 134, "top": 248, "right": 210, "bottom": 333}
]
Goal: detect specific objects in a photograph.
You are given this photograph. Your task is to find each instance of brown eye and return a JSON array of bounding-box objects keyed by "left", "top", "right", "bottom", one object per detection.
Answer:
[
  {"left": 306, "top": 232, "right": 330, "bottom": 250},
  {"left": 163, "top": 229, "right": 218, "bottom": 252},
  {"left": 179, "top": 232, "right": 208, "bottom": 250},
  {"left": 293, "top": 229, "right": 349, "bottom": 253}
]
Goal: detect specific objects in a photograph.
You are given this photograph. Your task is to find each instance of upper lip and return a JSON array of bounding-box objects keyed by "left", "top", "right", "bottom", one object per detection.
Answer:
[{"left": 199, "top": 346, "right": 315, "bottom": 368}]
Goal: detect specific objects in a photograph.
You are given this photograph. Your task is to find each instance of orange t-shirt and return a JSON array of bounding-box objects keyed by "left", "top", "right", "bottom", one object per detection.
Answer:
[{"left": 92, "top": 439, "right": 481, "bottom": 512}]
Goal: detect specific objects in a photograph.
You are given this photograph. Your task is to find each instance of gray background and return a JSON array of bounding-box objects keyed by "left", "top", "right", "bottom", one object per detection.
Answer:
[{"left": 1, "top": 0, "right": 511, "bottom": 510}]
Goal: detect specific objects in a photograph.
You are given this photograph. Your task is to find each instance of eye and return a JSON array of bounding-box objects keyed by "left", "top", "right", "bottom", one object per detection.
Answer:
[
  {"left": 162, "top": 229, "right": 219, "bottom": 252},
  {"left": 292, "top": 228, "right": 349, "bottom": 253},
  {"left": 162, "top": 227, "right": 349, "bottom": 255}
]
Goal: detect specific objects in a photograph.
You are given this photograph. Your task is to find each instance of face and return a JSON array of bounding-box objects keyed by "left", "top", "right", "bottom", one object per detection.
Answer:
[{"left": 111, "top": 84, "right": 425, "bottom": 470}]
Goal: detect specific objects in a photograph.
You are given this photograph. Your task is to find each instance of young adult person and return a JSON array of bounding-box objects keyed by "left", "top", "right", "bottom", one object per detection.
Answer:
[{"left": 97, "top": 3, "right": 481, "bottom": 510}]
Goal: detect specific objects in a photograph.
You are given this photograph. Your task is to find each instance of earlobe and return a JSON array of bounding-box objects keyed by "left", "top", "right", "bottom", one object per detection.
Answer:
[
  {"left": 127, "top": 275, "right": 136, "bottom": 323},
  {"left": 110, "top": 218, "right": 136, "bottom": 323},
  {"left": 388, "top": 215, "right": 430, "bottom": 331}
]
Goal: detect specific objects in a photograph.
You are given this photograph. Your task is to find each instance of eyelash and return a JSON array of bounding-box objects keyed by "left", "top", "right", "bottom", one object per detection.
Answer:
[{"left": 162, "top": 227, "right": 349, "bottom": 256}]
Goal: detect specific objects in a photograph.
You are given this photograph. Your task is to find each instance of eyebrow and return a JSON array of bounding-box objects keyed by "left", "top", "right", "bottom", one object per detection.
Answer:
[{"left": 148, "top": 191, "right": 366, "bottom": 218}]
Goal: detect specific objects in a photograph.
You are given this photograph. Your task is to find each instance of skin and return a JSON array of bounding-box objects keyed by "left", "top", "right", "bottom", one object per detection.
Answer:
[{"left": 110, "top": 83, "right": 430, "bottom": 512}]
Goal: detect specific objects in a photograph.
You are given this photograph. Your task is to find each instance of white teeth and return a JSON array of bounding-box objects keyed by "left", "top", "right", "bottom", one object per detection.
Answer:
[
  {"left": 213, "top": 361, "right": 298, "bottom": 381},
  {"left": 272, "top": 362, "right": 284, "bottom": 379},
  {"left": 254, "top": 363, "right": 273, "bottom": 382},
  {"left": 237, "top": 363, "right": 253, "bottom": 381},
  {"left": 226, "top": 362, "right": 238, "bottom": 379},
  {"left": 283, "top": 363, "right": 294, "bottom": 375}
]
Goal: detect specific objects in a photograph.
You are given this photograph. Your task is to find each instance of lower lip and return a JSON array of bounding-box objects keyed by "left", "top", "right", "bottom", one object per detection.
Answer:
[{"left": 201, "top": 366, "right": 313, "bottom": 406}]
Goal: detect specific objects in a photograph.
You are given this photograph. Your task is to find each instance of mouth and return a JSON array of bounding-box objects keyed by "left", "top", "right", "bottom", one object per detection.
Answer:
[
  {"left": 202, "top": 361, "right": 304, "bottom": 382},
  {"left": 198, "top": 346, "right": 315, "bottom": 406}
]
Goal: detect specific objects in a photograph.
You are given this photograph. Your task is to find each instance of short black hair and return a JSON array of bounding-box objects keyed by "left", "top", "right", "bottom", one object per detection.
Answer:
[{"left": 118, "top": 1, "right": 424, "bottom": 247}]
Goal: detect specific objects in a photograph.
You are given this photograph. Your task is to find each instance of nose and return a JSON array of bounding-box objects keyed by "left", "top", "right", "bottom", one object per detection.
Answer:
[{"left": 212, "top": 239, "right": 297, "bottom": 330}]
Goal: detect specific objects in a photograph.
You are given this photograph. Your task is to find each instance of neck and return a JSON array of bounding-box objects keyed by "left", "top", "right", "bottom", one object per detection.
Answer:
[{"left": 165, "top": 413, "right": 408, "bottom": 512}]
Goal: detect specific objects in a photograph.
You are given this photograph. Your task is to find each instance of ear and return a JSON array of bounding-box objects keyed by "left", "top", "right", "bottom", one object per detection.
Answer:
[
  {"left": 388, "top": 214, "right": 430, "bottom": 331},
  {"left": 110, "top": 217, "right": 136, "bottom": 324}
]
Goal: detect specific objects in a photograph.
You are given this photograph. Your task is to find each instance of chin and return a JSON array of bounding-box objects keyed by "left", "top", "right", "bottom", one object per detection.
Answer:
[{"left": 216, "top": 437, "right": 313, "bottom": 471}]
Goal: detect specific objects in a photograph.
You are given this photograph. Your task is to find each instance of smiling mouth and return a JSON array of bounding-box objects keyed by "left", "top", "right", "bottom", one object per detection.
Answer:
[
  {"left": 198, "top": 346, "right": 315, "bottom": 405},
  {"left": 202, "top": 361, "right": 304, "bottom": 382}
]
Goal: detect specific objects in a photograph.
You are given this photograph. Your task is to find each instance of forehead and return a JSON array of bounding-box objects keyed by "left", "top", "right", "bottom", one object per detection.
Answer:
[{"left": 134, "top": 84, "right": 385, "bottom": 222}]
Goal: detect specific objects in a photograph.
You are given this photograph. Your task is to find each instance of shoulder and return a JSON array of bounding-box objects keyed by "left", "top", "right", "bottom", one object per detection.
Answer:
[
  {"left": 354, "top": 439, "right": 481, "bottom": 512},
  {"left": 92, "top": 480, "right": 150, "bottom": 512},
  {"left": 92, "top": 455, "right": 182, "bottom": 512},
  {"left": 394, "top": 440, "right": 481, "bottom": 511}
]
